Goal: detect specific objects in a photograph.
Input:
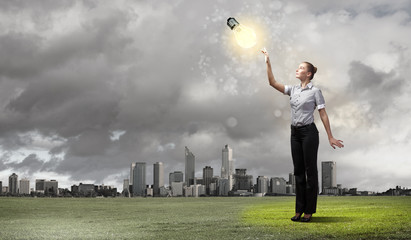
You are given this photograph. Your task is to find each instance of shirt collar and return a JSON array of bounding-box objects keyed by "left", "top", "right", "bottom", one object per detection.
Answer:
[{"left": 299, "top": 82, "right": 313, "bottom": 90}]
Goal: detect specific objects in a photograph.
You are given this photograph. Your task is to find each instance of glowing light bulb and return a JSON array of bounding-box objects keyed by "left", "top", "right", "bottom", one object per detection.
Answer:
[{"left": 227, "top": 17, "right": 257, "bottom": 49}]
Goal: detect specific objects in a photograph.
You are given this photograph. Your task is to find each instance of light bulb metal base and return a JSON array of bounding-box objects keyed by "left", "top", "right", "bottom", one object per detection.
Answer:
[{"left": 227, "top": 17, "right": 239, "bottom": 30}]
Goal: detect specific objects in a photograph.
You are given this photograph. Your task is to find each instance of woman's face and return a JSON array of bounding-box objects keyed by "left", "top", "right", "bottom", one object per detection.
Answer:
[{"left": 295, "top": 63, "right": 311, "bottom": 80}]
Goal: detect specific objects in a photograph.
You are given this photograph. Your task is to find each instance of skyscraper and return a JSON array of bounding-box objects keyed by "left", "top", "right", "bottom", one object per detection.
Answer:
[
  {"left": 9, "top": 173, "right": 18, "bottom": 194},
  {"left": 36, "top": 179, "right": 46, "bottom": 192},
  {"left": 19, "top": 179, "right": 30, "bottom": 194},
  {"left": 185, "top": 147, "right": 195, "bottom": 186},
  {"left": 257, "top": 176, "right": 269, "bottom": 195},
  {"left": 122, "top": 179, "right": 130, "bottom": 197},
  {"left": 203, "top": 166, "right": 213, "bottom": 195},
  {"left": 153, "top": 162, "right": 164, "bottom": 197},
  {"left": 132, "top": 162, "right": 146, "bottom": 197},
  {"left": 221, "top": 145, "right": 234, "bottom": 190},
  {"left": 169, "top": 171, "right": 184, "bottom": 187},
  {"left": 322, "top": 161, "right": 337, "bottom": 192},
  {"left": 233, "top": 169, "right": 253, "bottom": 192}
]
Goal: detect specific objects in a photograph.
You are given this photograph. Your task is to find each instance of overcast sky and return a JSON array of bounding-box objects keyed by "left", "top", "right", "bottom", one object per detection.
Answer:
[{"left": 1, "top": 0, "right": 410, "bottom": 192}]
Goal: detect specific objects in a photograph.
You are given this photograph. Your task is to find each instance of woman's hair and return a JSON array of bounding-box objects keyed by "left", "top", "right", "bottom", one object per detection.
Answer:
[{"left": 304, "top": 62, "right": 317, "bottom": 80}]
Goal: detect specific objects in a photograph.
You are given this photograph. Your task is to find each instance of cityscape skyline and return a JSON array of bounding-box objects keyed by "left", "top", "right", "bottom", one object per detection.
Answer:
[
  {"left": 1, "top": 1, "right": 411, "bottom": 194},
  {"left": 1, "top": 145, "right": 408, "bottom": 196}
]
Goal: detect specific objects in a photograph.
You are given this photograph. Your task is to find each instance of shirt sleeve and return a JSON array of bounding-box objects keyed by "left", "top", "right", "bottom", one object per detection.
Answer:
[
  {"left": 284, "top": 85, "right": 291, "bottom": 96},
  {"left": 315, "top": 89, "right": 325, "bottom": 110}
]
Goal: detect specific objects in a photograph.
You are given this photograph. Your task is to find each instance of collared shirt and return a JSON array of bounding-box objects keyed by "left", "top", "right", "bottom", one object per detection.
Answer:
[{"left": 284, "top": 82, "right": 325, "bottom": 127}]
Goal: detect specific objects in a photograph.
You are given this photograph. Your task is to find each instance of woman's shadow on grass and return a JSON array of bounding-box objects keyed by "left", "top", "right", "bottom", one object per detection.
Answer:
[{"left": 311, "top": 216, "right": 353, "bottom": 223}]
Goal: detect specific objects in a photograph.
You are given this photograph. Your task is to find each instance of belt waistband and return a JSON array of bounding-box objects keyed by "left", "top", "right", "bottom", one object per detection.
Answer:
[{"left": 291, "top": 122, "right": 315, "bottom": 130}]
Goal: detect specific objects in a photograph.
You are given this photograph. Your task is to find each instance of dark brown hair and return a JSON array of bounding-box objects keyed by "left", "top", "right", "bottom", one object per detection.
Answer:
[{"left": 304, "top": 62, "right": 317, "bottom": 80}]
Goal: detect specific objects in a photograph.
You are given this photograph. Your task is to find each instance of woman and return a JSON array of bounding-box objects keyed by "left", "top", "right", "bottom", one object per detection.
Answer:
[{"left": 261, "top": 49, "right": 344, "bottom": 222}]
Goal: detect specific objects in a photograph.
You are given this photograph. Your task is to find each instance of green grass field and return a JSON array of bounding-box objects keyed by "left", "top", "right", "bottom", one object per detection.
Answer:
[{"left": 0, "top": 196, "right": 410, "bottom": 239}]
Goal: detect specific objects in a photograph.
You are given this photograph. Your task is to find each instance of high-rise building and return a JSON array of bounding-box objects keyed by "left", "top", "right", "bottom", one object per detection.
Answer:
[
  {"left": 256, "top": 176, "right": 269, "bottom": 195},
  {"left": 130, "top": 163, "right": 136, "bottom": 188},
  {"left": 169, "top": 171, "right": 184, "bottom": 187},
  {"left": 122, "top": 179, "right": 130, "bottom": 197},
  {"left": 185, "top": 147, "right": 195, "bottom": 186},
  {"left": 132, "top": 162, "right": 146, "bottom": 196},
  {"left": 153, "top": 162, "right": 164, "bottom": 197},
  {"left": 19, "top": 179, "right": 30, "bottom": 194},
  {"left": 271, "top": 177, "right": 286, "bottom": 194},
  {"left": 221, "top": 145, "right": 233, "bottom": 178},
  {"left": 44, "top": 180, "right": 58, "bottom": 195},
  {"left": 221, "top": 145, "right": 234, "bottom": 190},
  {"left": 322, "top": 161, "right": 337, "bottom": 192},
  {"left": 233, "top": 169, "right": 253, "bottom": 192},
  {"left": 203, "top": 166, "right": 213, "bottom": 195},
  {"left": 9, "top": 173, "right": 18, "bottom": 194}
]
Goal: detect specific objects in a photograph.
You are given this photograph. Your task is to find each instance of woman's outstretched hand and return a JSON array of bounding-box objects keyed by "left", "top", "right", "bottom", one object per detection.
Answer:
[
  {"left": 329, "top": 137, "right": 344, "bottom": 149},
  {"left": 261, "top": 47, "right": 269, "bottom": 63}
]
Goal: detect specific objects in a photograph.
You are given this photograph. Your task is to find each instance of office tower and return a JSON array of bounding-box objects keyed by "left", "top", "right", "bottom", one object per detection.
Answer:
[
  {"left": 19, "top": 179, "right": 30, "bottom": 194},
  {"left": 271, "top": 177, "right": 286, "bottom": 194},
  {"left": 221, "top": 145, "right": 233, "bottom": 178},
  {"left": 44, "top": 180, "right": 58, "bottom": 195},
  {"left": 221, "top": 145, "right": 234, "bottom": 190},
  {"left": 233, "top": 169, "right": 253, "bottom": 192},
  {"left": 122, "top": 179, "right": 130, "bottom": 197},
  {"left": 171, "top": 182, "right": 183, "bottom": 196},
  {"left": 203, "top": 166, "right": 213, "bottom": 195},
  {"left": 153, "top": 162, "right": 164, "bottom": 197},
  {"left": 9, "top": 173, "right": 18, "bottom": 194},
  {"left": 218, "top": 178, "right": 230, "bottom": 196},
  {"left": 132, "top": 162, "right": 146, "bottom": 196},
  {"left": 169, "top": 171, "right": 184, "bottom": 187},
  {"left": 36, "top": 179, "right": 46, "bottom": 192},
  {"left": 185, "top": 147, "right": 195, "bottom": 186},
  {"left": 256, "top": 176, "right": 269, "bottom": 195},
  {"left": 322, "top": 161, "right": 337, "bottom": 192}
]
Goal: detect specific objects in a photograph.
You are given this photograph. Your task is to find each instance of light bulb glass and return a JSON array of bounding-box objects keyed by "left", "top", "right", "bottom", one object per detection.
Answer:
[{"left": 233, "top": 24, "right": 257, "bottom": 49}]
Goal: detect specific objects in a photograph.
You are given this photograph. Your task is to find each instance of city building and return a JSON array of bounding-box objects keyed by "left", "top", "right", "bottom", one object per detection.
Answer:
[
  {"left": 19, "top": 178, "right": 30, "bottom": 194},
  {"left": 270, "top": 177, "right": 286, "bottom": 194},
  {"left": 203, "top": 166, "right": 213, "bottom": 195},
  {"left": 185, "top": 146, "right": 195, "bottom": 186},
  {"left": 221, "top": 145, "right": 234, "bottom": 190},
  {"left": 256, "top": 176, "right": 269, "bottom": 195},
  {"left": 78, "top": 183, "right": 95, "bottom": 195},
  {"left": 169, "top": 171, "right": 183, "bottom": 187},
  {"left": 36, "top": 179, "right": 58, "bottom": 195},
  {"left": 9, "top": 173, "right": 18, "bottom": 194},
  {"left": 45, "top": 180, "right": 58, "bottom": 195},
  {"left": 36, "top": 179, "right": 46, "bottom": 192},
  {"left": 171, "top": 182, "right": 183, "bottom": 196},
  {"left": 232, "top": 169, "right": 253, "bottom": 192},
  {"left": 122, "top": 179, "right": 130, "bottom": 197},
  {"left": 130, "top": 163, "right": 135, "bottom": 192},
  {"left": 218, "top": 178, "right": 230, "bottom": 196},
  {"left": 153, "top": 162, "right": 164, "bottom": 197},
  {"left": 322, "top": 161, "right": 337, "bottom": 193},
  {"left": 132, "top": 162, "right": 146, "bottom": 197}
]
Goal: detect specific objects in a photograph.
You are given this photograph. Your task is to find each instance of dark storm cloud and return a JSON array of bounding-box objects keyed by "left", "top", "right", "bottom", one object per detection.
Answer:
[{"left": 347, "top": 61, "right": 405, "bottom": 117}]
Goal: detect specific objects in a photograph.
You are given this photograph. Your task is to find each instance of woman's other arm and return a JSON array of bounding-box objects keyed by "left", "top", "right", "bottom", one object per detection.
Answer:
[{"left": 319, "top": 108, "right": 344, "bottom": 149}]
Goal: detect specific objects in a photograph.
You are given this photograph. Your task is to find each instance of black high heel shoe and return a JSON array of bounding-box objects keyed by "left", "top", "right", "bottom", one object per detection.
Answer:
[
  {"left": 301, "top": 215, "right": 312, "bottom": 222},
  {"left": 291, "top": 214, "right": 301, "bottom": 222}
]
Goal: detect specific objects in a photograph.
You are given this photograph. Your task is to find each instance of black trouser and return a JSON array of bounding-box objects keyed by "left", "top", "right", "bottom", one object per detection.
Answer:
[{"left": 291, "top": 123, "right": 319, "bottom": 214}]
